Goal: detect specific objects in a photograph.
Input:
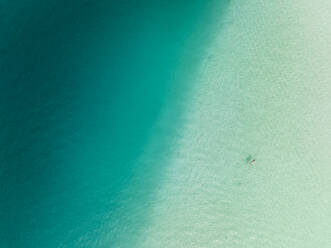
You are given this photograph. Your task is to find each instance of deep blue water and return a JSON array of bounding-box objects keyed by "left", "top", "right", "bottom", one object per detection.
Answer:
[{"left": 0, "top": 1, "right": 227, "bottom": 247}]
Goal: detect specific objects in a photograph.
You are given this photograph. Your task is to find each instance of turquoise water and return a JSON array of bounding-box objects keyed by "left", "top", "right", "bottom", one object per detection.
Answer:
[
  {"left": 1, "top": 1, "right": 331, "bottom": 247},
  {"left": 0, "top": 1, "right": 228, "bottom": 247},
  {"left": 134, "top": 1, "right": 331, "bottom": 247}
]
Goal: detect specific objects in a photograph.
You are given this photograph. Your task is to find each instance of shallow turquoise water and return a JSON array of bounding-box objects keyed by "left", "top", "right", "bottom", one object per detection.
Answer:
[{"left": 134, "top": 1, "right": 331, "bottom": 247}]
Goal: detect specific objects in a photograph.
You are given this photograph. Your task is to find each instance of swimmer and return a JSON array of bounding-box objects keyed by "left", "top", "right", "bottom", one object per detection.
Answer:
[{"left": 249, "top": 159, "right": 255, "bottom": 166}]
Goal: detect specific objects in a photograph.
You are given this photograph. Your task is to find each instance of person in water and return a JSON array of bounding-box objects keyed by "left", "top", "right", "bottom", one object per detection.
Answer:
[{"left": 249, "top": 159, "right": 256, "bottom": 166}]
